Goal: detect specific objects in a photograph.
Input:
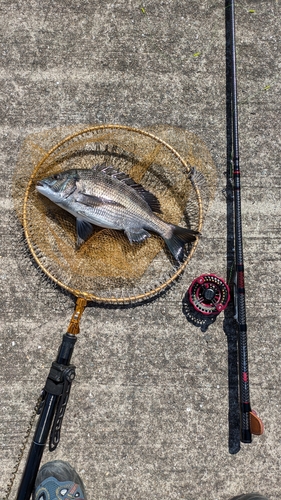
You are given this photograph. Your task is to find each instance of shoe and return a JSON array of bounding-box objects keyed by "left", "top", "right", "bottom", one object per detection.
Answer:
[
  {"left": 33, "top": 460, "right": 87, "bottom": 500},
  {"left": 230, "top": 495, "right": 268, "bottom": 500}
]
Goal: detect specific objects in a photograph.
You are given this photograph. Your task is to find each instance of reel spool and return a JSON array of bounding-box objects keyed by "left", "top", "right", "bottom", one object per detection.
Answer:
[{"left": 188, "top": 274, "right": 230, "bottom": 316}]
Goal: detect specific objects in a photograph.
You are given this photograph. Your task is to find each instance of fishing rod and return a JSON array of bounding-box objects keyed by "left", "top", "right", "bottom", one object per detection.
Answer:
[{"left": 228, "top": 0, "right": 263, "bottom": 443}]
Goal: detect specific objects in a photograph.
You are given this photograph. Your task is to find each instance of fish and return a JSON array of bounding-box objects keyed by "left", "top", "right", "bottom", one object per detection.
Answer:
[{"left": 36, "top": 165, "right": 199, "bottom": 261}]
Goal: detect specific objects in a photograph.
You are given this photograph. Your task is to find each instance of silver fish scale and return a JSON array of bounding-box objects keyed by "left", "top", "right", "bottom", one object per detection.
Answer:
[{"left": 72, "top": 170, "right": 171, "bottom": 237}]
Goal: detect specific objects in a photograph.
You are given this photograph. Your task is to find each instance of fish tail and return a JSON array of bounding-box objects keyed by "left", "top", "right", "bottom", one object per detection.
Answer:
[{"left": 164, "top": 225, "right": 199, "bottom": 262}]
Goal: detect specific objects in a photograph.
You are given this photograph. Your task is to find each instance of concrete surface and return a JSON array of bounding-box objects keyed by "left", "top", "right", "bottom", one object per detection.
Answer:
[{"left": 1, "top": 1, "right": 280, "bottom": 499}]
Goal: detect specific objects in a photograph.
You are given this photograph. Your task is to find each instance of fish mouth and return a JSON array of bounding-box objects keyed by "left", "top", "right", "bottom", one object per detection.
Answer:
[
  {"left": 36, "top": 180, "right": 49, "bottom": 189},
  {"left": 36, "top": 180, "right": 47, "bottom": 192}
]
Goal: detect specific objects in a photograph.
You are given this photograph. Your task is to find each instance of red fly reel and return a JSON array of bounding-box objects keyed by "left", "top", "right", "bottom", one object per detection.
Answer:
[{"left": 188, "top": 274, "right": 230, "bottom": 316}]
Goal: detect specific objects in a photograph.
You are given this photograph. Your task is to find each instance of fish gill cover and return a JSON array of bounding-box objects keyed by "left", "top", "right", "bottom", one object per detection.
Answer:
[{"left": 13, "top": 124, "right": 216, "bottom": 304}]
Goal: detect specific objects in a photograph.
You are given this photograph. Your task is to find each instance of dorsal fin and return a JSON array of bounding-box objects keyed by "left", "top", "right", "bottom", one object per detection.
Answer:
[
  {"left": 136, "top": 188, "right": 162, "bottom": 213},
  {"left": 92, "top": 164, "right": 162, "bottom": 213}
]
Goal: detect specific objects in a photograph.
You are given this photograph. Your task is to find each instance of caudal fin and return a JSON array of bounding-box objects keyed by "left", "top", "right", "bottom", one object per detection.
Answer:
[{"left": 164, "top": 225, "right": 199, "bottom": 262}]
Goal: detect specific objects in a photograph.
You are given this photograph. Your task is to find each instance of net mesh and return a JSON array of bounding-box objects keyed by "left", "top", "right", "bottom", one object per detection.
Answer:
[{"left": 13, "top": 124, "right": 216, "bottom": 303}]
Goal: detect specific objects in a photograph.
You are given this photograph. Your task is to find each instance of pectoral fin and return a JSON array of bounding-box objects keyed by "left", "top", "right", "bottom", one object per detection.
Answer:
[
  {"left": 75, "top": 192, "right": 123, "bottom": 208},
  {"left": 76, "top": 218, "right": 94, "bottom": 249}
]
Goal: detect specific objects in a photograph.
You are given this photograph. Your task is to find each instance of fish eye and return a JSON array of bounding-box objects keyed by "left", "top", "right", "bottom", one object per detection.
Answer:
[{"left": 52, "top": 173, "right": 61, "bottom": 180}]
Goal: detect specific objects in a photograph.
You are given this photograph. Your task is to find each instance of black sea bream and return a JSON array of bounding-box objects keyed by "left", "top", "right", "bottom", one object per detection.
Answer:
[{"left": 36, "top": 165, "right": 198, "bottom": 261}]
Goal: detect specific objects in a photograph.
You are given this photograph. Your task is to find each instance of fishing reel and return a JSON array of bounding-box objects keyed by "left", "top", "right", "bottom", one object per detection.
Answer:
[
  {"left": 188, "top": 274, "right": 230, "bottom": 316},
  {"left": 183, "top": 274, "right": 230, "bottom": 330}
]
